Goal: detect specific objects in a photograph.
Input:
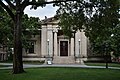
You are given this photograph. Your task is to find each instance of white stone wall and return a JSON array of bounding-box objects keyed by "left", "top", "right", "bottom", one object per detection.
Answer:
[
  {"left": 81, "top": 31, "right": 87, "bottom": 57},
  {"left": 22, "top": 34, "right": 41, "bottom": 60},
  {"left": 75, "top": 30, "right": 87, "bottom": 58},
  {"left": 34, "top": 35, "right": 41, "bottom": 56}
]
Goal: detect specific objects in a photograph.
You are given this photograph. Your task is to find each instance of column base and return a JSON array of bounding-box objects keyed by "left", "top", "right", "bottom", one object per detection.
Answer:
[
  {"left": 75, "top": 58, "right": 85, "bottom": 64},
  {"left": 44, "top": 57, "right": 53, "bottom": 65}
]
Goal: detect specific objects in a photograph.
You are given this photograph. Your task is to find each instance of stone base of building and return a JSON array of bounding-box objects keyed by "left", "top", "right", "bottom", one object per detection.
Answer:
[
  {"left": 23, "top": 56, "right": 89, "bottom": 64},
  {"left": 53, "top": 56, "right": 75, "bottom": 64}
]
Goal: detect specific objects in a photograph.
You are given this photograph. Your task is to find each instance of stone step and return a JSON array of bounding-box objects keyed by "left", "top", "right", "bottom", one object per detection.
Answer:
[{"left": 53, "top": 56, "right": 75, "bottom": 64}]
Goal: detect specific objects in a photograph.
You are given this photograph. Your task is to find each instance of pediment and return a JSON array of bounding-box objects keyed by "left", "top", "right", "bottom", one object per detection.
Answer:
[{"left": 41, "top": 16, "right": 59, "bottom": 25}]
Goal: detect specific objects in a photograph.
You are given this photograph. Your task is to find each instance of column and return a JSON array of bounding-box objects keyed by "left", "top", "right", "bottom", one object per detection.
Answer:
[
  {"left": 41, "top": 26, "right": 47, "bottom": 56},
  {"left": 81, "top": 31, "right": 87, "bottom": 57},
  {"left": 54, "top": 29, "right": 58, "bottom": 56},
  {"left": 71, "top": 38, "right": 74, "bottom": 56},
  {"left": 75, "top": 30, "right": 81, "bottom": 57},
  {"left": 47, "top": 29, "right": 53, "bottom": 57}
]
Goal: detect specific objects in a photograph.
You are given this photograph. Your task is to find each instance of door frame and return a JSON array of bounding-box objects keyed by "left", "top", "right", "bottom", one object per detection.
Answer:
[{"left": 59, "top": 39, "right": 69, "bottom": 57}]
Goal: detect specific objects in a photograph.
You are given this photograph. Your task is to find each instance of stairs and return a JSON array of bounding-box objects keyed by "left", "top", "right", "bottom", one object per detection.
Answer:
[{"left": 53, "top": 56, "right": 75, "bottom": 64}]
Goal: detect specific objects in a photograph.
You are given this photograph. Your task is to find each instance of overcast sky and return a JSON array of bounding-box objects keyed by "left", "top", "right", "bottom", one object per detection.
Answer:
[
  {"left": 24, "top": 4, "right": 58, "bottom": 20},
  {"left": 3, "top": 0, "right": 58, "bottom": 20}
]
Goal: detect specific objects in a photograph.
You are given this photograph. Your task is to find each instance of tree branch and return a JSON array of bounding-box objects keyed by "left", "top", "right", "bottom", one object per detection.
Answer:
[
  {"left": 28, "top": 0, "right": 80, "bottom": 6},
  {"left": 21, "top": 0, "right": 29, "bottom": 11},
  {"left": 0, "top": 0, "right": 15, "bottom": 21},
  {"left": 5, "top": 0, "right": 15, "bottom": 9}
]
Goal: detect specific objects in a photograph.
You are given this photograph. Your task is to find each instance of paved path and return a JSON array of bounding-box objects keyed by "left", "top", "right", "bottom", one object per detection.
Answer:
[{"left": 0, "top": 63, "right": 120, "bottom": 70}]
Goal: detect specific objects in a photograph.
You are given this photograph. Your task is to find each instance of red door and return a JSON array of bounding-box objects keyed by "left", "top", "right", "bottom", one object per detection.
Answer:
[{"left": 60, "top": 41, "right": 68, "bottom": 56}]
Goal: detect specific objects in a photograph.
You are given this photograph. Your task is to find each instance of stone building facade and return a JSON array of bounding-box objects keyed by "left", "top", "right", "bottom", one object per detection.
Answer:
[{"left": 23, "top": 17, "right": 88, "bottom": 64}]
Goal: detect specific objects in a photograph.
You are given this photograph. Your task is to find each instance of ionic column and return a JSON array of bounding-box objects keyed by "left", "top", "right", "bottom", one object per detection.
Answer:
[
  {"left": 47, "top": 29, "right": 53, "bottom": 57},
  {"left": 71, "top": 38, "right": 74, "bottom": 56},
  {"left": 41, "top": 26, "right": 47, "bottom": 56},
  {"left": 75, "top": 30, "right": 81, "bottom": 57},
  {"left": 54, "top": 29, "right": 58, "bottom": 56}
]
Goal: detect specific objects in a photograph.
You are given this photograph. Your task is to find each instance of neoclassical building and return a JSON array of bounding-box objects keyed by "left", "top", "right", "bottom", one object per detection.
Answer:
[{"left": 22, "top": 17, "right": 88, "bottom": 64}]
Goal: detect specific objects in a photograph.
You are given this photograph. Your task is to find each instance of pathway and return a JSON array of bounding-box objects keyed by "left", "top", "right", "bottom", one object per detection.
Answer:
[{"left": 0, "top": 63, "right": 120, "bottom": 70}]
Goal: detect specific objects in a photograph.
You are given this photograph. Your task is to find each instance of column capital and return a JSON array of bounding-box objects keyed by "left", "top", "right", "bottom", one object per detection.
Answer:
[{"left": 53, "top": 29, "right": 58, "bottom": 33}]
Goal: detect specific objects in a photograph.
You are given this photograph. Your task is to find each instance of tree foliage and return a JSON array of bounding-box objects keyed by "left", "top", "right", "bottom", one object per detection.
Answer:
[
  {"left": 22, "top": 14, "right": 40, "bottom": 49},
  {"left": 56, "top": 0, "right": 120, "bottom": 55},
  {"left": 0, "top": 5, "right": 13, "bottom": 48},
  {"left": 0, "top": 6, "right": 40, "bottom": 48}
]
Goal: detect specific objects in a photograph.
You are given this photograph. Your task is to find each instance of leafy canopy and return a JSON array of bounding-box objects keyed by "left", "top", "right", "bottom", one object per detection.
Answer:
[
  {"left": 56, "top": 0, "right": 120, "bottom": 55},
  {"left": 0, "top": 5, "right": 40, "bottom": 48}
]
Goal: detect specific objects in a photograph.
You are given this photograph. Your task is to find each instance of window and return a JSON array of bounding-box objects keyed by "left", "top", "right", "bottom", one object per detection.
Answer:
[
  {"left": 28, "top": 42, "right": 34, "bottom": 53},
  {"left": 26, "top": 41, "right": 36, "bottom": 54}
]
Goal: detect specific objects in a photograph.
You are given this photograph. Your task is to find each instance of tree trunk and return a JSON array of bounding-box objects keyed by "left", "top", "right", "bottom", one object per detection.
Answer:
[{"left": 13, "top": 11, "right": 24, "bottom": 74}]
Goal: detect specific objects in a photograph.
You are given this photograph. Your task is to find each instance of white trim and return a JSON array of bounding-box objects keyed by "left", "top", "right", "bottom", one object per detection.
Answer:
[
  {"left": 23, "top": 58, "right": 41, "bottom": 61},
  {"left": 25, "top": 54, "right": 38, "bottom": 56},
  {"left": 59, "top": 39, "right": 69, "bottom": 57}
]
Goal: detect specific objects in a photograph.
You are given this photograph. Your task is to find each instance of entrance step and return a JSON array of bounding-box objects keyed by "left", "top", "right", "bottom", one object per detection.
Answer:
[{"left": 53, "top": 56, "right": 75, "bottom": 64}]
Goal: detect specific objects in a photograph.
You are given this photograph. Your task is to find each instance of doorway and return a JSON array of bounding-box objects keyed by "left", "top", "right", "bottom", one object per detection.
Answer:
[{"left": 60, "top": 41, "right": 68, "bottom": 56}]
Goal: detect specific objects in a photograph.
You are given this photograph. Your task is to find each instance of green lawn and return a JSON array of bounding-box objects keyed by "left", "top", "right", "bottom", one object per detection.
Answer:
[
  {"left": 85, "top": 62, "right": 120, "bottom": 67},
  {"left": 0, "top": 68, "right": 120, "bottom": 80}
]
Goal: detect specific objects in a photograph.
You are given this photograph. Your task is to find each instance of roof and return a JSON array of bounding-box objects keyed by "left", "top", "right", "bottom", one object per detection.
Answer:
[{"left": 41, "top": 16, "right": 59, "bottom": 25}]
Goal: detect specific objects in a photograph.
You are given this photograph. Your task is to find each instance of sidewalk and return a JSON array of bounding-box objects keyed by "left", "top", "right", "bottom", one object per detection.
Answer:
[{"left": 0, "top": 63, "right": 120, "bottom": 70}]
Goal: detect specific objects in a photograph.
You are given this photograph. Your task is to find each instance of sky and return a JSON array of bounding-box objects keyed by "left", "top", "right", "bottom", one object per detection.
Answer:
[
  {"left": 3, "top": 0, "right": 58, "bottom": 20},
  {"left": 24, "top": 4, "right": 58, "bottom": 20}
]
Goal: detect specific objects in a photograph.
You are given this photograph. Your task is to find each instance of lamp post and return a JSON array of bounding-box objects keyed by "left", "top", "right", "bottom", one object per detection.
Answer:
[
  {"left": 78, "top": 39, "right": 81, "bottom": 63},
  {"left": 47, "top": 39, "right": 52, "bottom": 65},
  {"left": 47, "top": 39, "right": 49, "bottom": 57}
]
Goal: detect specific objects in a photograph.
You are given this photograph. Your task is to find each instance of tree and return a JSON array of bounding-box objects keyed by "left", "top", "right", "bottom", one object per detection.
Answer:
[
  {"left": 56, "top": 0, "right": 119, "bottom": 68},
  {"left": 0, "top": 0, "right": 80, "bottom": 74},
  {"left": 22, "top": 14, "right": 40, "bottom": 49},
  {"left": 56, "top": 0, "right": 119, "bottom": 55},
  {"left": 0, "top": 7, "right": 40, "bottom": 61},
  {"left": 0, "top": 4, "right": 40, "bottom": 59},
  {"left": 0, "top": 5, "right": 13, "bottom": 52},
  {"left": 110, "top": 23, "right": 120, "bottom": 60},
  {"left": 55, "top": 0, "right": 87, "bottom": 37},
  {"left": 0, "top": 0, "right": 43, "bottom": 74}
]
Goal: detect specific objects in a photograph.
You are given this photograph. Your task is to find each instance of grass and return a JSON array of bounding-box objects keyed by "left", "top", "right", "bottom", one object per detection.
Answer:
[
  {"left": 85, "top": 62, "right": 120, "bottom": 67},
  {"left": 0, "top": 68, "right": 120, "bottom": 80}
]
